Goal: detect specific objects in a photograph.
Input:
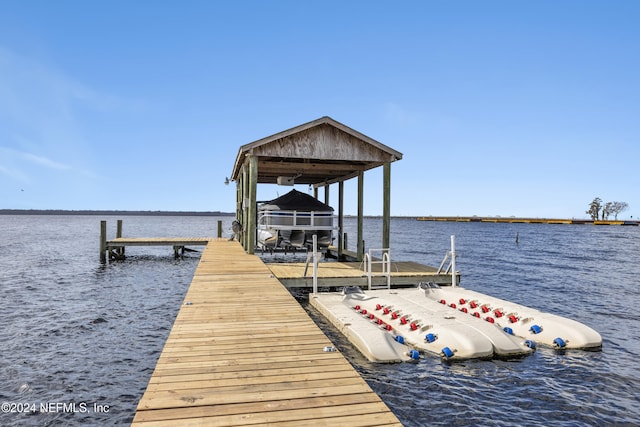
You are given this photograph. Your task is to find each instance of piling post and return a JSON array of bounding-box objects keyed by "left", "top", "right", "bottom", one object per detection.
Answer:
[
  {"left": 312, "top": 234, "right": 318, "bottom": 295},
  {"left": 382, "top": 162, "right": 391, "bottom": 250},
  {"left": 100, "top": 221, "right": 107, "bottom": 263},
  {"left": 116, "top": 219, "right": 125, "bottom": 258},
  {"left": 217, "top": 220, "right": 223, "bottom": 238},
  {"left": 338, "top": 181, "right": 344, "bottom": 258},
  {"left": 357, "top": 170, "right": 364, "bottom": 261},
  {"left": 247, "top": 155, "right": 258, "bottom": 254}
]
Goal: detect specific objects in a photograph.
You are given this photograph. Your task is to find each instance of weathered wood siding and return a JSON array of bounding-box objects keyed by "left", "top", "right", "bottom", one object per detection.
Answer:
[{"left": 251, "top": 124, "right": 394, "bottom": 162}]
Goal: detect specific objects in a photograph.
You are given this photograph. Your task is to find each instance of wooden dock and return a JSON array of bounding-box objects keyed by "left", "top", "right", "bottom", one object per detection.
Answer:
[
  {"left": 99, "top": 219, "right": 225, "bottom": 262},
  {"left": 132, "top": 239, "right": 402, "bottom": 426},
  {"left": 267, "top": 260, "right": 456, "bottom": 288}
]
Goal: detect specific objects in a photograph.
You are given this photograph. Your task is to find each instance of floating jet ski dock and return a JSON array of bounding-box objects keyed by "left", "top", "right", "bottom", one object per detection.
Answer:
[{"left": 309, "top": 237, "right": 602, "bottom": 363}]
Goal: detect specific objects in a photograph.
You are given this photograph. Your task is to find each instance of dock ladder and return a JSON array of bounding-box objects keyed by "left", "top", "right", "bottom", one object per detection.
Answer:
[{"left": 363, "top": 248, "right": 391, "bottom": 290}]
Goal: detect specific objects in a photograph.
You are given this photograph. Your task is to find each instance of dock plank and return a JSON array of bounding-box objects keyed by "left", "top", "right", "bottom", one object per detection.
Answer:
[{"left": 132, "top": 239, "right": 401, "bottom": 426}]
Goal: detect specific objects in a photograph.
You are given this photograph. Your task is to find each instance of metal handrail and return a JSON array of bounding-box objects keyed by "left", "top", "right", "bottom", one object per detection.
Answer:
[
  {"left": 436, "top": 236, "right": 458, "bottom": 287},
  {"left": 364, "top": 248, "right": 391, "bottom": 290}
]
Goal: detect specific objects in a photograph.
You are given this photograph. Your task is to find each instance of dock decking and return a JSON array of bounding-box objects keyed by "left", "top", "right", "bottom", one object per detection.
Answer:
[
  {"left": 106, "top": 237, "right": 211, "bottom": 247},
  {"left": 132, "top": 239, "right": 402, "bottom": 426},
  {"left": 267, "top": 260, "right": 455, "bottom": 288}
]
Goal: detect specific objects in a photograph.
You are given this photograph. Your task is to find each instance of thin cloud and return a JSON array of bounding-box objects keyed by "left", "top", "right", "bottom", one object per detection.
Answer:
[
  {"left": 0, "top": 147, "right": 71, "bottom": 183},
  {"left": 22, "top": 151, "right": 71, "bottom": 170},
  {"left": 0, "top": 163, "right": 29, "bottom": 182}
]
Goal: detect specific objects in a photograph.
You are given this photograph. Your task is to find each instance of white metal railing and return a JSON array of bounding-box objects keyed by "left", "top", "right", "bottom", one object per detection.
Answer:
[
  {"left": 436, "top": 235, "right": 458, "bottom": 287},
  {"left": 364, "top": 248, "right": 391, "bottom": 290},
  {"left": 258, "top": 210, "right": 335, "bottom": 230}
]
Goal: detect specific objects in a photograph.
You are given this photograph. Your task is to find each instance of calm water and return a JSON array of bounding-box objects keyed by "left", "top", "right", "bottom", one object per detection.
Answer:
[{"left": 0, "top": 215, "right": 638, "bottom": 426}]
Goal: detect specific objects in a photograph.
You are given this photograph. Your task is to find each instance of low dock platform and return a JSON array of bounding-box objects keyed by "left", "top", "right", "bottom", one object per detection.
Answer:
[
  {"left": 132, "top": 239, "right": 402, "bottom": 426},
  {"left": 267, "top": 260, "right": 456, "bottom": 288}
]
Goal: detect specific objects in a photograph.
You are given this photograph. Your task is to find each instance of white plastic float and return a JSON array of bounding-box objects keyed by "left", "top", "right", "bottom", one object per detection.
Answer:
[
  {"left": 311, "top": 285, "right": 534, "bottom": 362},
  {"left": 308, "top": 235, "right": 601, "bottom": 363},
  {"left": 418, "top": 282, "right": 602, "bottom": 350},
  {"left": 310, "top": 287, "right": 413, "bottom": 363},
  {"left": 310, "top": 282, "right": 601, "bottom": 363}
]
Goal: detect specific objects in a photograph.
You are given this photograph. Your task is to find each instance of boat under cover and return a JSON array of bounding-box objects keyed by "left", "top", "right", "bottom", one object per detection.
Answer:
[
  {"left": 257, "top": 189, "right": 334, "bottom": 250},
  {"left": 310, "top": 283, "right": 602, "bottom": 363}
]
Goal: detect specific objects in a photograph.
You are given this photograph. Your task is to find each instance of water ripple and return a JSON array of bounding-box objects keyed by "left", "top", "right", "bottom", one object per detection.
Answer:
[{"left": 1, "top": 216, "right": 639, "bottom": 426}]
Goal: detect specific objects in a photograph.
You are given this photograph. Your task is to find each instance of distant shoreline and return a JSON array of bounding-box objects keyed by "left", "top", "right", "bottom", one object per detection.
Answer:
[
  {"left": 1, "top": 211, "right": 637, "bottom": 225},
  {"left": 0, "top": 209, "right": 235, "bottom": 216},
  {"left": 417, "top": 216, "right": 639, "bottom": 226}
]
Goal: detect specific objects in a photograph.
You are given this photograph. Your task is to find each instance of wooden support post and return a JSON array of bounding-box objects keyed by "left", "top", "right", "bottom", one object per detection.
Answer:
[
  {"left": 338, "top": 181, "right": 344, "bottom": 258},
  {"left": 357, "top": 170, "right": 364, "bottom": 262},
  {"left": 243, "top": 163, "right": 249, "bottom": 251},
  {"left": 247, "top": 155, "right": 258, "bottom": 254},
  {"left": 116, "top": 219, "right": 125, "bottom": 258},
  {"left": 173, "top": 246, "right": 185, "bottom": 259},
  {"left": 217, "top": 220, "right": 223, "bottom": 238},
  {"left": 100, "top": 220, "right": 107, "bottom": 263},
  {"left": 383, "top": 162, "right": 391, "bottom": 250}
]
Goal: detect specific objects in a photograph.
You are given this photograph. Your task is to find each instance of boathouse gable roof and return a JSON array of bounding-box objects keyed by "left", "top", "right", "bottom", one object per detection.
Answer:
[{"left": 231, "top": 116, "right": 402, "bottom": 186}]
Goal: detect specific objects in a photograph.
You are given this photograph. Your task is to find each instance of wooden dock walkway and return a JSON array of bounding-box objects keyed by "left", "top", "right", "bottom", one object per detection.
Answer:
[{"left": 132, "top": 239, "right": 402, "bottom": 426}]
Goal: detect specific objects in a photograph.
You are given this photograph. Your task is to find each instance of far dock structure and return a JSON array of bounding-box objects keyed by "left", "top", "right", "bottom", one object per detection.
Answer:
[
  {"left": 416, "top": 216, "right": 639, "bottom": 226},
  {"left": 230, "top": 116, "right": 403, "bottom": 261},
  {"left": 99, "top": 219, "right": 220, "bottom": 262}
]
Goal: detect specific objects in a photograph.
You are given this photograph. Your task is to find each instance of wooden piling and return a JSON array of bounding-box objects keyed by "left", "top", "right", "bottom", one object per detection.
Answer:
[
  {"left": 99, "top": 220, "right": 107, "bottom": 263},
  {"left": 217, "top": 220, "right": 222, "bottom": 238},
  {"left": 116, "top": 219, "right": 125, "bottom": 258}
]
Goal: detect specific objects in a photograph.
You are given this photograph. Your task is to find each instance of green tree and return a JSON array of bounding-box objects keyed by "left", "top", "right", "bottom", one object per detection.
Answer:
[{"left": 586, "top": 197, "right": 602, "bottom": 220}]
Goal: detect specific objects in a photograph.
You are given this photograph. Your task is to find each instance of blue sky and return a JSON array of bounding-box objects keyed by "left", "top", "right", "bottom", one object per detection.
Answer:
[{"left": 1, "top": 1, "right": 638, "bottom": 218}]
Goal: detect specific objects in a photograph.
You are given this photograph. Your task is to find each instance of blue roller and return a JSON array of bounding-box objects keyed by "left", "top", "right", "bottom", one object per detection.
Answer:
[
  {"left": 425, "top": 333, "right": 437, "bottom": 343},
  {"left": 553, "top": 337, "right": 567, "bottom": 348},
  {"left": 529, "top": 324, "right": 542, "bottom": 334},
  {"left": 408, "top": 349, "right": 420, "bottom": 360},
  {"left": 441, "top": 347, "right": 454, "bottom": 358},
  {"left": 395, "top": 335, "right": 405, "bottom": 344},
  {"left": 503, "top": 327, "right": 514, "bottom": 335},
  {"left": 524, "top": 340, "right": 536, "bottom": 349}
]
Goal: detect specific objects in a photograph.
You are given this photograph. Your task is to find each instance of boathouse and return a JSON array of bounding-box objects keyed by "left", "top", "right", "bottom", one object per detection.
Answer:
[{"left": 230, "top": 116, "right": 403, "bottom": 260}]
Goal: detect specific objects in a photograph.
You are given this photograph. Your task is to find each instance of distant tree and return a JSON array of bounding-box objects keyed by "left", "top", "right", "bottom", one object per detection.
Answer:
[
  {"left": 603, "top": 202, "right": 612, "bottom": 220},
  {"left": 609, "top": 201, "right": 629, "bottom": 220},
  {"left": 586, "top": 197, "right": 602, "bottom": 220}
]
